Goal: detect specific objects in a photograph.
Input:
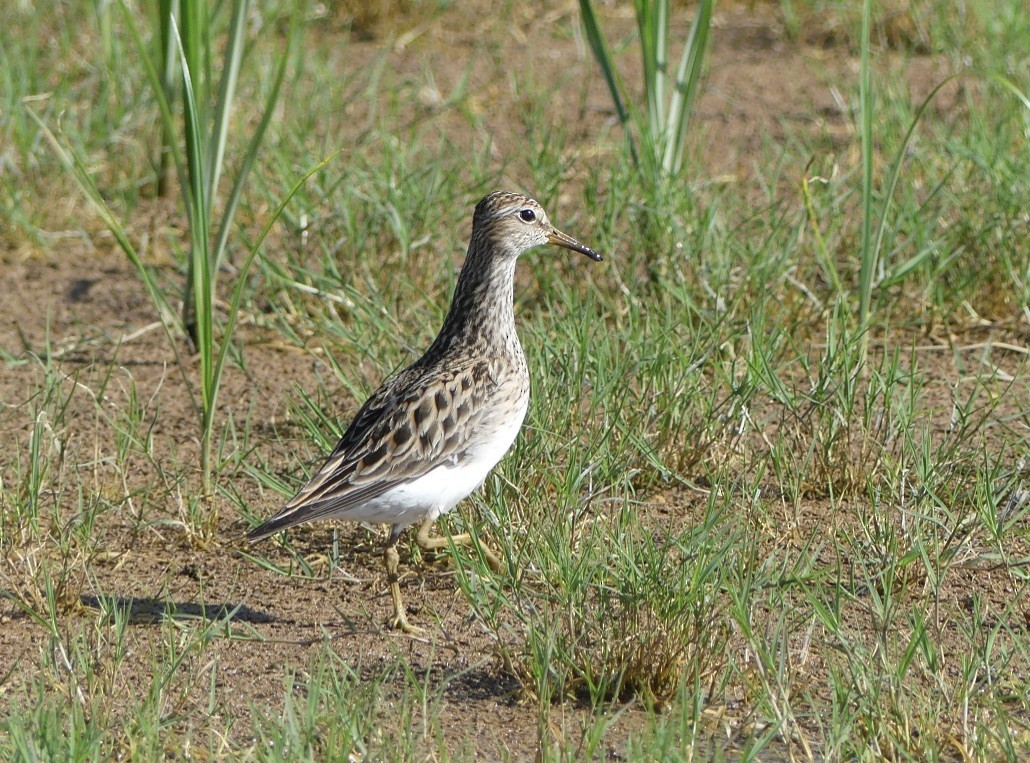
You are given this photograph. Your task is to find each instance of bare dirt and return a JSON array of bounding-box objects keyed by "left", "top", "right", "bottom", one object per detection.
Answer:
[{"left": 1, "top": 2, "right": 1025, "bottom": 759}]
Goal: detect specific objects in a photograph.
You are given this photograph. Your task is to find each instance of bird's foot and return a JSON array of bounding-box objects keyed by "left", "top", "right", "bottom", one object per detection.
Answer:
[
  {"left": 415, "top": 521, "right": 505, "bottom": 574},
  {"left": 388, "top": 611, "right": 424, "bottom": 635}
]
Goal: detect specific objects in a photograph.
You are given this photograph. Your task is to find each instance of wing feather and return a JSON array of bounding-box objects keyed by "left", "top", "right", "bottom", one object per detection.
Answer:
[{"left": 246, "top": 357, "right": 493, "bottom": 540}]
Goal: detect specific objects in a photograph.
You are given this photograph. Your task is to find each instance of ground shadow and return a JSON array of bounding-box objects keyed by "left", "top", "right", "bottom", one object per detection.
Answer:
[{"left": 79, "top": 594, "right": 276, "bottom": 625}]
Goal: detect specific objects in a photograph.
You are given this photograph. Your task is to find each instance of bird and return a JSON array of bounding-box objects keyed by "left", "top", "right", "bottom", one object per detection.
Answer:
[{"left": 246, "top": 191, "right": 602, "bottom": 633}]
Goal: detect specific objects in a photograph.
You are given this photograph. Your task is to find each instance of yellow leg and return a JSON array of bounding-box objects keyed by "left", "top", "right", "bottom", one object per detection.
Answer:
[
  {"left": 415, "top": 518, "right": 504, "bottom": 574},
  {"left": 384, "top": 531, "right": 421, "bottom": 634}
]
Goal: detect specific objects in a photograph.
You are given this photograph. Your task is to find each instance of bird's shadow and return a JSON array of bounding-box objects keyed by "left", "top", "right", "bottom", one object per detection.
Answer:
[{"left": 79, "top": 594, "right": 275, "bottom": 625}]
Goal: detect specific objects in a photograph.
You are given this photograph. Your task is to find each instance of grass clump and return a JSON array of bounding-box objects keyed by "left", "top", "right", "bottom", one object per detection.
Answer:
[
  {"left": 458, "top": 485, "right": 738, "bottom": 706},
  {"left": 0, "top": 354, "right": 102, "bottom": 621}
]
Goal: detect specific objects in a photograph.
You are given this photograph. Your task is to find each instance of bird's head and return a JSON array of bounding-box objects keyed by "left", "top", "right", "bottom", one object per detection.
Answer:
[{"left": 472, "top": 191, "right": 602, "bottom": 262}]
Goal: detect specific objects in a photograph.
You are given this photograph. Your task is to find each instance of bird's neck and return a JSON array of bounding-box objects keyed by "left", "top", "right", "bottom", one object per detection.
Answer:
[{"left": 433, "top": 238, "right": 520, "bottom": 354}]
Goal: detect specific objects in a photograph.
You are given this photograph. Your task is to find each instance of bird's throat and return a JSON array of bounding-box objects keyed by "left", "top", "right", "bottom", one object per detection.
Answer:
[{"left": 434, "top": 249, "right": 520, "bottom": 354}]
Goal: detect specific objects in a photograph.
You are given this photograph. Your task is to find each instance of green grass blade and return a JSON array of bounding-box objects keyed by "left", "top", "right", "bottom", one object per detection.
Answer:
[
  {"left": 982, "top": 71, "right": 1030, "bottom": 110},
  {"left": 654, "top": 0, "right": 669, "bottom": 135},
  {"left": 634, "top": 0, "right": 663, "bottom": 138},
  {"left": 210, "top": 6, "right": 297, "bottom": 273},
  {"left": 155, "top": 0, "right": 179, "bottom": 196},
  {"left": 661, "top": 0, "right": 713, "bottom": 175},
  {"left": 578, "top": 0, "right": 638, "bottom": 167},
  {"left": 206, "top": 0, "right": 248, "bottom": 211},
  {"left": 870, "top": 74, "right": 962, "bottom": 297},
  {"left": 180, "top": 0, "right": 209, "bottom": 209},
  {"left": 171, "top": 12, "right": 215, "bottom": 449},
  {"left": 802, "top": 161, "right": 845, "bottom": 298}
]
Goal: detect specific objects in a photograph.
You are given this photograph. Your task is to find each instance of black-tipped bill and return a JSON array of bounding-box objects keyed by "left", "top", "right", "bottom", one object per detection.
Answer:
[{"left": 548, "top": 228, "right": 603, "bottom": 262}]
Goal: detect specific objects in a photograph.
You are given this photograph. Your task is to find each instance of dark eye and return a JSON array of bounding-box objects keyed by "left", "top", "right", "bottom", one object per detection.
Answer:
[{"left": 518, "top": 208, "right": 536, "bottom": 223}]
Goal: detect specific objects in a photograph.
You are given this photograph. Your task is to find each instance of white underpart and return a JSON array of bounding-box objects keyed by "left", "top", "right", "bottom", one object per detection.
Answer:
[{"left": 346, "top": 398, "right": 528, "bottom": 528}]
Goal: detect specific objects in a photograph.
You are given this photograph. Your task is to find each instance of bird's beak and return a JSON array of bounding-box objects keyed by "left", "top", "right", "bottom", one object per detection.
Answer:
[{"left": 547, "top": 227, "right": 603, "bottom": 262}]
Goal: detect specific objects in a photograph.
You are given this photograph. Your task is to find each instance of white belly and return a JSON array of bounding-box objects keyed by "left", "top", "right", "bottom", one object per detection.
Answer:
[{"left": 352, "top": 399, "right": 528, "bottom": 528}]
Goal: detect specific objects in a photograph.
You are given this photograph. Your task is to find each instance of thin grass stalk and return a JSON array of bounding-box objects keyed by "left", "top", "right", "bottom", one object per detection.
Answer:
[
  {"left": 869, "top": 76, "right": 964, "bottom": 292},
  {"left": 801, "top": 161, "right": 845, "bottom": 298},
  {"left": 848, "top": 5, "right": 1030, "bottom": 367},
  {"left": 179, "top": 0, "right": 253, "bottom": 351},
  {"left": 856, "top": 0, "right": 875, "bottom": 367},
  {"left": 166, "top": 2, "right": 293, "bottom": 501},
  {"left": 654, "top": 0, "right": 668, "bottom": 128},
  {"left": 179, "top": 0, "right": 208, "bottom": 210},
  {"left": 204, "top": 18, "right": 300, "bottom": 507},
  {"left": 210, "top": 1, "right": 282, "bottom": 286},
  {"left": 29, "top": 115, "right": 174, "bottom": 328},
  {"left": 173, "top": 8, "right": 297, "bottom": 503}
]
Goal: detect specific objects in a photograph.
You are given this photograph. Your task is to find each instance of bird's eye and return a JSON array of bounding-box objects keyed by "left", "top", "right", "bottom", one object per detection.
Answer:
[{"left": 518, "top": 208, "right": 536, "bottom": 223}]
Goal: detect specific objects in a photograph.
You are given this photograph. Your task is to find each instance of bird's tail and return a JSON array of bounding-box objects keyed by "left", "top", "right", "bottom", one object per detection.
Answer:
[
  {"left": 245, "top": 507, "right": 304, "bottom": 543},
  {"left": 245, "top": 496, "right": 348, "bottom": 543}
]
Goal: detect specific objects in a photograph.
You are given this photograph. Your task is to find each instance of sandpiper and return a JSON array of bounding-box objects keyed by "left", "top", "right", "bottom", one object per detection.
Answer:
[{"left": 246, "top": 191, "right": 602, "bottom": 632}]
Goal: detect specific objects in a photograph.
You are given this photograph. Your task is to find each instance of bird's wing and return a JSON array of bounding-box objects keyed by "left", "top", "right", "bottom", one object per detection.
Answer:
[{"left": 246, "top": 358, "right": 495, "bottom": 540}]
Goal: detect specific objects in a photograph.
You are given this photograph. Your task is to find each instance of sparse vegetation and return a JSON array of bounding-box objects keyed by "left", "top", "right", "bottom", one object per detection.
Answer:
[
  {"left": 1, "top": 0, "right": 1027, "bottom": 759},
  {"left": 578, "top": 0, "right": 714, "bottom": 180}
]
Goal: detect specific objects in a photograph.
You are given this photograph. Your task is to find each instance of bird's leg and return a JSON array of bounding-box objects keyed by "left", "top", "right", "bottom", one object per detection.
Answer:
[
  {"left": 415, "top": 517, "right": 504, "bottom": 574},
  {"left": 384, "top": 527, "right": 421, "bottom": 634}
]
